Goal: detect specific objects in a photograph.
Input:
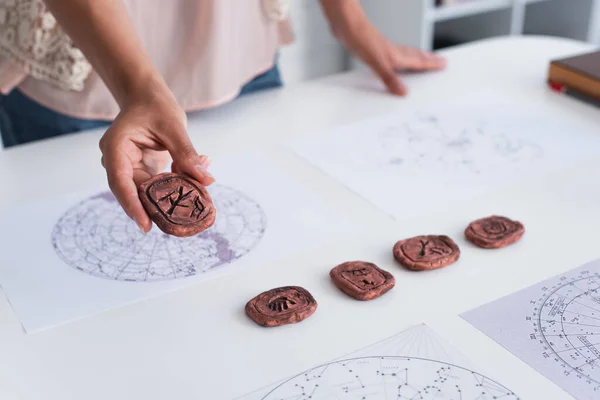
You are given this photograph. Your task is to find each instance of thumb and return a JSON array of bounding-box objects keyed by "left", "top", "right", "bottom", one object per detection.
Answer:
[{"left": 165, "top": 132, "right": 215, "bottom": 185}]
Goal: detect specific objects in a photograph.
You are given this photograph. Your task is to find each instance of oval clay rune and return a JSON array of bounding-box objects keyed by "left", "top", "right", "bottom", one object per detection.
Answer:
[
  {"left": 245, "top": 286, "right": 317, "bottom": 327},
  {"left": 393, "top": 235, "right": 460, "bottom": 271},
  {"left": 465, "top": 215, "right": 524, "bottom": 249},
  {"left": 330, "top": 261, "right": 395, "bottom": 300},
  {"left": 138, "top": 173, "right": 216, "bottom": 237}
]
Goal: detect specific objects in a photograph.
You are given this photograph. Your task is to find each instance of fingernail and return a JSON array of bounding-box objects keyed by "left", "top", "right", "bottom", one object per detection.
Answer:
[
  {"left": 135, "top": 219, "right": 147, "bottom": 234},
  {"left": 196, "top": 164, "right": 215, "bottom": 181},
  {"left": 200, "top": 157, "right": 211, "bottom": 169}
]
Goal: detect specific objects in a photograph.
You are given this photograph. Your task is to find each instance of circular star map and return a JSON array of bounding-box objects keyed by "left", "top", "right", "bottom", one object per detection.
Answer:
[
  {"left": 532, "top": 270, "right": 600, "bottom": 388},
  {"left": 51, "top": 184, "right": 266, "bottom": 282},
  {"left": 261, "top": 356, "right": 518, "bottom": 399}
]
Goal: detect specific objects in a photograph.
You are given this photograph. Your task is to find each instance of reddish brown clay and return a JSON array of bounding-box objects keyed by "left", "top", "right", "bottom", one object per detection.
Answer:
[
  {"left": 393, "top": 235, "right": 460, "bottom": 271},
  {"left": 465, "top": 215, "right": 524, "bottom": 249},
  {"left": 138, "top": 173, "right": 216, "bottom": 237},
  {"left": 330, "top": 261, "right": 395, "bottom": 300},
  {"left": 245, "top": 286, "right": 318, "bottom": 327}
]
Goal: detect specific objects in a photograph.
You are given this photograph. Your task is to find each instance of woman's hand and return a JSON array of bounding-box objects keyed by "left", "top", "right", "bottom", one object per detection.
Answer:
[
  {"left": 320, "top": 0, "right": 446, "bottom": 96},
  {"left": 99, "top": 92, "right": 214, "bottom": 234},
  {"left": 41, "top": 0, "right": 214, "bottom": 233}
]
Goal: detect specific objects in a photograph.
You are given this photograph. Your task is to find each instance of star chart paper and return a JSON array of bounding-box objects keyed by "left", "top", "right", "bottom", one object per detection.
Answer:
[
  {"left": 238, "top": 323, "right": 519, "bottom": 399},
  {"left": 288, "top": 100, "right": 600, "bottom": 221},
  {"left": 0, "top": 151, "right": 356, "bottom": 332},
  {"left": 463, "top": 258, "right": 600, "bottom": 400}
]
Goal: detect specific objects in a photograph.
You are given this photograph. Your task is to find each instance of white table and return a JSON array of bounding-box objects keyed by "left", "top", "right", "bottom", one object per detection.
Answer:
[{"left": 0, "top": 35, "right": 599, "bottom": 400}]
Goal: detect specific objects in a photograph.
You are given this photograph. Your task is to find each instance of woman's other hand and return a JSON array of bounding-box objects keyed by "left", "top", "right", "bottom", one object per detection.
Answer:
[{"left": 320, "top": 0, "right": 447, "bottom": 96}]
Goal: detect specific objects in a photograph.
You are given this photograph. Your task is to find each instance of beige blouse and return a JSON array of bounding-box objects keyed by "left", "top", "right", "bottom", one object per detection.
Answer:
[{"left": 0, "top": 0, "right": 294, "bottom": 119}]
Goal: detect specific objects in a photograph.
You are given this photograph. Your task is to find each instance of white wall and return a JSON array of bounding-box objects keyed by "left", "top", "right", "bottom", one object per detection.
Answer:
[{"left": 277, "top": 1, "right": 347, "bottom": 84}]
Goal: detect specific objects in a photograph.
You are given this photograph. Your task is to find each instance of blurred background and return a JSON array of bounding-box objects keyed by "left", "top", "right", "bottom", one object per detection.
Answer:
[
  {"left": 1, "top": 0, "right": 597, "bottom": 149},
  {"left": 278, "top": 0, "right": 600, "bottom": 84}
]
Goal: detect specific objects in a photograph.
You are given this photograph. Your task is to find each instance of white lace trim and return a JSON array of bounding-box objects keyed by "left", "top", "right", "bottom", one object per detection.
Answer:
[
  {"left": 0, "top": 0, "right": 289, "bottom": 92},
  {"left": 0, "top": 0, "right": 92, "bottom": 91}
]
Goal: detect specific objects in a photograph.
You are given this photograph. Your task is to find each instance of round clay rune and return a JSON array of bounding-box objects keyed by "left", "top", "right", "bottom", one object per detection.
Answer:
[
  {"left": 465, "top": 215, "right": 524, "bottom": 249},
  {"left": 138, "top": 173, "right": 216, "bottom": 237},
  {"left": 330, "top": 261, "right": 395, "bottom": 301},
  {"left": 393, "top": 235, "right": 460, "bottom": 271},
  {"left": 245, "top": 286, "right": 318, "bottom": 327}
]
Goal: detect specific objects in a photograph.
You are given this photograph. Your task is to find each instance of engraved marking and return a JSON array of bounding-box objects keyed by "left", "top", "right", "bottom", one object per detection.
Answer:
[
  {"left": 158, "top": 186, "right": 193, "bottom": 215},
  {"left": 348, "top": 268, "right": 369, "bottom": 277},
  {"left": 484, "top": 221, "right": 507, "bottom": 235},
  {"left": 190, "top": 196, "right": 205, "bottom": 220},
  {"left": 419, "top": 239, "right": 450, "bottom": 257},
  {"left": 268, "top": 296, "right": 297, "bottom": 313},
  {"left": 430, "top": 246, "right": 450, "bottom": 256},
  {"left": 419, "top": 240, "right": 429, "bottom": 256}
]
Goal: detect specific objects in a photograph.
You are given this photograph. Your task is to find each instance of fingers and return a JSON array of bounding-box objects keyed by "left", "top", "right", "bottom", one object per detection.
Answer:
[
  {"left": 105, "top": 153, "right": 153, "bottom": 234},
  {"left": 394, "top": 47, "right": 447, "bottom": 71},
  {"left": 163, "top": 133, "right": 215, "bottom": 186},
  {"left": 371, "top": 59, "right": 407, "bottom": 96},
  {"left": 170, "top": 155, "right": 210, "bottom": 175},
  {"left": 349, "top": 35, "right": 408, "bottom": 96},
  {"left": 423, "top": 52, "right": 446, "bottom": 69}
]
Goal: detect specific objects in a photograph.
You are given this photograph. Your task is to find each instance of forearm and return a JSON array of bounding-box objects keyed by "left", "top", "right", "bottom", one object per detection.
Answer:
[
  {"left": 43, "top": 0, "right": 171, "bottom": 108},
  {"left": 318, "top": 0, "right": 368, "bottom": 39}
]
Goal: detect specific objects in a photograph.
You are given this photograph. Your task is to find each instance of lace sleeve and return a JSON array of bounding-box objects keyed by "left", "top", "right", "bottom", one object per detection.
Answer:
[{"left": 0, "top": 0, "right": 92, "bottom": 91}]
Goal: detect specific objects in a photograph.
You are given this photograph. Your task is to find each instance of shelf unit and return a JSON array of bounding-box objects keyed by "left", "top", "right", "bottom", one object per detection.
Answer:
[
  {"left": 357, "top": 0, "right": 600, "bottom": 53},
  {"left": 431, "top": 0, "right": 513, "bottom": 22}
]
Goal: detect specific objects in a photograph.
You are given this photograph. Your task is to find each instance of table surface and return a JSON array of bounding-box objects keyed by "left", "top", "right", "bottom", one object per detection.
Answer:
[{"left": 1, "top": 35, "right": 599, "bottom": 400}]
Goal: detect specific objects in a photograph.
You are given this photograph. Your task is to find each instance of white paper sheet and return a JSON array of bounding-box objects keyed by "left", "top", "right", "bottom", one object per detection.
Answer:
[
  {"left": 288, "top": 100, "right": 600, "bottom": 221},
  {"left": 462, "top": 258, "right": 600, "bottom": 400},
  {"left": 0, "top": 151, "right": 357, "bottom": 333},
  {"left": 237, "top": 323, "right": 519, "bottom": 399}
]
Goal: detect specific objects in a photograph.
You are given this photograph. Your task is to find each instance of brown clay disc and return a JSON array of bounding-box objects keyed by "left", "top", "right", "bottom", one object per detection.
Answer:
[
  {"left": 393, "top": 235, "right": 460, "bottom": 271},
  {"left": 245, "top": 286, "right": 318, "bottom": 327},
  {"left": 138, "top": 172, "right": 216, "bottom": 237},
  {"left": 330, "top": 261, "right": 395, "bottom": 301},
  {"left": 465, "top": 215, "right": 524, "bottom": 249}
]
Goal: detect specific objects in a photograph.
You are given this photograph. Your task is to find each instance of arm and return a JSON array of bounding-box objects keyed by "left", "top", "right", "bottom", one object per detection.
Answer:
[
  {"left": 319, "top": 0, "right": 447, "bottom": 95},
  {"left": 43, "top": 0, "right": 213, "bottom": 233},
  {"left": 43, "top": 0, "right": 161, "bottom": 109}
]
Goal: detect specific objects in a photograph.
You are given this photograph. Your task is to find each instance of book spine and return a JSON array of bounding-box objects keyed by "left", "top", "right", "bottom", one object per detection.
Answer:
[{"left": 548, "top": 80, "right": 600, "bottom": 109}]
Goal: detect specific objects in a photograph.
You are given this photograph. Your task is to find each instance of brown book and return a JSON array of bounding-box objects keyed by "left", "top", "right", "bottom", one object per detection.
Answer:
[{"left": 548, "top": 50, "right": 600, "bottom": 102}]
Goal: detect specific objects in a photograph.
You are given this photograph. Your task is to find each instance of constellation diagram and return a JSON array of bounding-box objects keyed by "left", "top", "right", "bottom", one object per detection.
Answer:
[
  {"left": 51, "top": 184, "right": 266, "bottom": 282},
  {"left": 375, "top": 112, "right": 544, "bottom": 175},
  {"left": 462, "top": 258, "right": 600, "bottom": 399},
  {"left": 260, "top": 356, "right": 516, "bottom": 399},
  {"left": 238, "top": 324, "right": 519, "bottom": 400},
  {"left": 288, "top": 106, "right": 559, "bottom": 221},
  {"left": 290, "top": 106, "right": 549, "bottom": 183}
]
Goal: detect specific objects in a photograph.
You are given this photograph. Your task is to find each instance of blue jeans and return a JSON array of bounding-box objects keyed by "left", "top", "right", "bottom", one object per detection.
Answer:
[{"left": 0, "top": 63, "right": 282, "bottom": 148}]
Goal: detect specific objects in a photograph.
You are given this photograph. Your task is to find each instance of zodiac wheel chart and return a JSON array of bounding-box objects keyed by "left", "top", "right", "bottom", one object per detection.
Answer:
[
  {"left": 531, "top": 270, "right": 600, "bottom": 389},
  {"left": 261, "top": 356, "right": 518, "bottom": 399},
  {"left": 51, "top": 184, "right": 266, "bottom": 282}
]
